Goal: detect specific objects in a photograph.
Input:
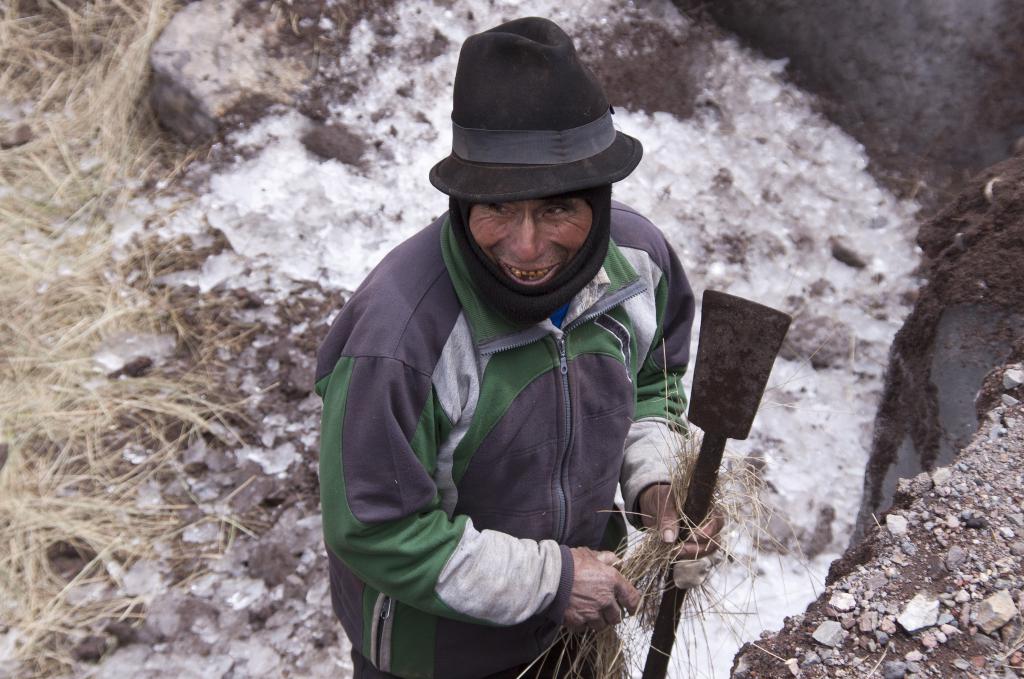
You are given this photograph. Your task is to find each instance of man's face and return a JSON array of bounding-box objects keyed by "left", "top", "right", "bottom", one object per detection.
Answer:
[{"left": 468, "top": 197, "right": 593, "bottom": 286}]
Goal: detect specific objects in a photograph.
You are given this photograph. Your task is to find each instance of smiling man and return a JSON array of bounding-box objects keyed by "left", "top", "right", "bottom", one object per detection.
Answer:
[{"left": 316, "top": 17, "right": 722, "bottom": 679}]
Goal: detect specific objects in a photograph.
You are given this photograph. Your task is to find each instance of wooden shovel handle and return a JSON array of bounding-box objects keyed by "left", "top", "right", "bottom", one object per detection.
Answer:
[{"left": 641, "top": 431, "right": 727, "bottom": 679}]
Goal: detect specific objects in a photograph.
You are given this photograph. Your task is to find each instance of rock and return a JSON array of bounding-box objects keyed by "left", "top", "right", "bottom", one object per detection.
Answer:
[
  {"left": 1010, "top": 542, "right": 1024, "bottom": 556},
  {"left": 930, "top": 466, "right": 953, "bottom": 486},
  {"left": 886, "top": 513, "right": 909, "bottom": 536},
  {"left": 859, "top": 610, "right": 879, "bottom": 632},
  {"left": 965, "top": 515, "right": 988, "bottom": 529},
  {"left": 812, "top": 620, "right": 845, "bottom": 647},
  {"left": 975, "top": 590, "right": 1018, "bottom": 633},
  {"left": 0, "top": 123, "right": 32, "bottom": 149},
  {"left": 1004, "top": 394, "right": 1021, "bottom": 406},
  {"left": 0, "top": 442, "right": 7, "bottom": 473},
  {"left": 149, "top": 0, "right": 314, "bottom": 144},
  {"left": 904, "top": 650, "right": 924, "bottom": 662},
  {"left": 897, "top": 593, "right": 939, "bottom": 632},
  {"left": 829, "top": 237, "right": 868, "bottom": 268},
  {"left": 1004, "top": 368, "right": 1024, "bottom": 389},
  {"left": 945, "top": 546, "right": 968, "bottom": 571},
  {"left": 830, "top": 591, "right": 856, "bottom": 612},
  {"left": 300, "top": 122, "right": 366, "bottom": 166},
  {"left": 882, "top": 660, "right": 907, "bottom": 679},
  {"left": 784, "top": 657, "right": 801, "bottom": 676},
  {"left": 920, "top": 631, "right": 937, "bottom": 648},
  {"left": 778, "top": 315, "right": 854, "bottom": 369}
]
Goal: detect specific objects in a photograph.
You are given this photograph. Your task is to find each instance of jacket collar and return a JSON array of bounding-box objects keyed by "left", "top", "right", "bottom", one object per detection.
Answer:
[{"left": 440, "top": 215, "right": 642, "bottom": 348}]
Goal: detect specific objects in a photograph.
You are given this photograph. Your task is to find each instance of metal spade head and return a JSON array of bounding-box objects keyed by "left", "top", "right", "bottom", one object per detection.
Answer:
[{"left": 687, "top": 290, "right": 792, "bottom": 440}]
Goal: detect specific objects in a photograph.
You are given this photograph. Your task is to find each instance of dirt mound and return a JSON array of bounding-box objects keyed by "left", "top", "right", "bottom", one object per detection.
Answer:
[{"left": 855, "top": 154, "right": 1024, "bottom": 541}]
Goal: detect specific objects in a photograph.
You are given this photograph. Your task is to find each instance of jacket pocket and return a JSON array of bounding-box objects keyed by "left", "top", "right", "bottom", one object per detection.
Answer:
[{"left": 369, "top": 592, "right": 395, "bottom": 672}]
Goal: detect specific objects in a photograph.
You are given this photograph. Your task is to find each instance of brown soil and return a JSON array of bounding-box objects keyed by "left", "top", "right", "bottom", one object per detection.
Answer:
[
  {"left": 576, "top": 8, "right": 716, "bottom": 118},
  {"left": 857, "top": 154, "right": 1024, "bottom": 537}
]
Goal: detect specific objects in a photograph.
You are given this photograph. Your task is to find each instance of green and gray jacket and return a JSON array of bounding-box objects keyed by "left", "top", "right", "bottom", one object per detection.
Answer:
[{"left": 315, "top": 202, "right": 695, "bottom": 679}]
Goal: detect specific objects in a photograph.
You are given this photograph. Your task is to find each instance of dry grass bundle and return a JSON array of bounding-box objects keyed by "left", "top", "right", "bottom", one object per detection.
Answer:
[
  {"left": 530, "top": 426, "right": 777, "bottom": 679},
  {"left": 0, "top": 2, "right": 240, "bottom": 676}
]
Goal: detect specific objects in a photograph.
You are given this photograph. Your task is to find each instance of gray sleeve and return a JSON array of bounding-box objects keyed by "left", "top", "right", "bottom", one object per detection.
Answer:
[
  {"left": 434, "top": 519, "right": 573, "bottom": 626},
  {"left": 620, "top": 417, "right": 681, "bottom": 526}
]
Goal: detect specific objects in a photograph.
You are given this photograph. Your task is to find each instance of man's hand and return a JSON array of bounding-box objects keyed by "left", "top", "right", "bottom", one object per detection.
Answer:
[
  {"left": 638, "top": 484, "right": 726, "bottom": 587},
  {"left": 564, "top": 547, "right": 640, "bottom": 633}
]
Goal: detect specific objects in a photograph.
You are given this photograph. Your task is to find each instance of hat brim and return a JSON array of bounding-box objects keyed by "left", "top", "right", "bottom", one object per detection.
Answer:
[{"left": 428, "top": 131, "right": 642, "bottom": 202}]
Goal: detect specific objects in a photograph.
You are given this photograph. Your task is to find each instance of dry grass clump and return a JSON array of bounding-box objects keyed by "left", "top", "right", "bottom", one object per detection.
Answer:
[
  {"left": 0, "top": 2, "right": 239, "bottom": 676},
  {"left": 532, "top": 427, "right": 775, "bottom": 678}
]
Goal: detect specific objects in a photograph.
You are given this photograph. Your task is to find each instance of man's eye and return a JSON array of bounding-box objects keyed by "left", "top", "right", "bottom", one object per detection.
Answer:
[{"left": 487, "top": 203, "right": 509, "bottom": 214}]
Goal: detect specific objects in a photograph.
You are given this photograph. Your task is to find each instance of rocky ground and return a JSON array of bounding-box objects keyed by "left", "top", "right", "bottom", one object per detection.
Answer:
[{"left": 732, "top": 374, "right": 1024, "bottom": 678}]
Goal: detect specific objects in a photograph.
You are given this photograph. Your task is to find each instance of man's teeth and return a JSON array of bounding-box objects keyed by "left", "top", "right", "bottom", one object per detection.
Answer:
[{"left": 507, "top": 264, "right": 554, "bottom": 280}]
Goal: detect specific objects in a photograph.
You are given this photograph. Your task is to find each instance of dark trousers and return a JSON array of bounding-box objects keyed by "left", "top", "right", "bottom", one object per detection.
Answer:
[{"left": 350, "top": 637, "right": 596, "bottom": 679}]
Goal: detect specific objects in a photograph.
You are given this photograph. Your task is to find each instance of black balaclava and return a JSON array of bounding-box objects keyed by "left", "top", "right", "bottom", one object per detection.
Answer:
[{"left": 449, "top": 185, "right": 612, "bottom": 326}]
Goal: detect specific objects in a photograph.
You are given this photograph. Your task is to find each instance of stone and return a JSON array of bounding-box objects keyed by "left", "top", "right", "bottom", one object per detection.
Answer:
[
  {"left": 1010, "top": 542, "right": 1024, "bottom": 556},
  {"left": 976, "top": 590, "right": 1018, "bottom": 633},
  {"left": 785, "top": 657, "right": 801, "bottom": 676},
  {"left": 778, "top": 314, "right": 854, "bottom": 369},
  {"left": 882, "top": 661, "right": 907, "bottom": 679},
  {"left": 300, "top": 122, "right": 367, "bottom": 166},
  {"left": 829, "top": 237, "right": 868, "bottom": 268},
  {"left": 1004, "top": 368, "right": 1024, "bottom": 389},
  {"left": 0, "top": 123, "right": 32, "bottom": 149},
  {"left": 904, "top": 650, "right": 924, "bottom": 662},
  {"left": 859, "top": 611, "right": 879, "bottom": 632},
  {"left": 920, "top": 631, "right": 937, "bottom": 648},
  {"left": 812, "top": 620, "right": 845, "bottom": 647},
  {"left": 965, "top": 515, "right": 988, "bottom": 529},
  {"left": 945, "top": 546, "right": 968, "bottom": 571},
  {"left": 1004, "top": 394, "right": 1021, "bottom": 406},
  {"left": 149, "top": 0, "right": 314, "bottom": 144},
  {"left": 886, "top": 513, "right": 909, "bottom": 536},
  {"left": 897, "top": 593, "right": 939, "bottom": 632},
  {"left": 830, "top": 591, "right": 856, "bottom": 612},
  {"left": 930, "top": 466, "right": 952, "bottom": 486}
]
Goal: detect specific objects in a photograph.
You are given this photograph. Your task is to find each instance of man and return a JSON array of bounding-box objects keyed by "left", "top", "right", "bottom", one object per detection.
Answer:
[{"left": 316, "top": 17, "right": 722, "bottom": 679}]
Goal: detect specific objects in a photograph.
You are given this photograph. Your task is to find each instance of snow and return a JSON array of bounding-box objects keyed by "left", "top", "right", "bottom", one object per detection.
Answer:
[
  {"left": 92, "top": 332, "right": 176, "bottom": 373},
  {"left": 236, "top": 441, "right": 299, "bottom": 476},
  {"left": 109, "top": 0, "right": 923, "bottom": 676}
]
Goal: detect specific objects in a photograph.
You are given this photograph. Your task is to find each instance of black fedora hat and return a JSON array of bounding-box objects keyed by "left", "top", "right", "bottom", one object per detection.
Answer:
[{"left": 429, "top": 17, "right": 642, "bottom": 202}]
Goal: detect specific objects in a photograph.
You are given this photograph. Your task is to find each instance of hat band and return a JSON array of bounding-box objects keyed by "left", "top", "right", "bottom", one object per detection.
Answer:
[{"left": 451, "top": 110, "right": 616, "bottom": 165}]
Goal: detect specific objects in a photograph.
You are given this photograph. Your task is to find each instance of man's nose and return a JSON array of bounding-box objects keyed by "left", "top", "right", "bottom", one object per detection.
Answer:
[{"left": 507, "top": 214, "right": 543, "bottom": 263}]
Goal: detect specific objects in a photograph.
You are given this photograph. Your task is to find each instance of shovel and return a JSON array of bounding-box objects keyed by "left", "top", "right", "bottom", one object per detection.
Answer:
[{"left": 641, "top": 290, "right": 791, "bottom": 679}]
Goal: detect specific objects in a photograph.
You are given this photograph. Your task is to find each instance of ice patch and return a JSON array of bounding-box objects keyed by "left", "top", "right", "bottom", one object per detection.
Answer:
[
  {"left": 236, "top": 442, "right": 298, "bottom": 475},
  {"left": 122, "top": 560, "right": 167, "bottom": 597},
  {"left": 219, "top": 577, "right": 268, "bottom": 611},
  {"left": 93, "top": 332, "right": 176, "bottom": 373},
  {"left": 183, "top": 521, "right": 220, "bottom": 544}
]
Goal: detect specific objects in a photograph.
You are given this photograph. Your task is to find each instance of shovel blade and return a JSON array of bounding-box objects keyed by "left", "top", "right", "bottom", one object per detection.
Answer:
[{"left": 687, "top": 290, "right": 791, "bottom": 440}]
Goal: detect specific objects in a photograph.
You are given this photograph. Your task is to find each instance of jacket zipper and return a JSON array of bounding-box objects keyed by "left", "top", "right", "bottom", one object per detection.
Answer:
[
  {"left": 480, "top": 280, "right": 649, "bottom": 542},
  {"left": 553, "top": 336, "right": 572, "bottom": 542},
  {"left": 552, "top": 283, "right": 648, "bottom": 542},
  {"left": 374, "top": 594, "right": 392, "bottom": 669}
]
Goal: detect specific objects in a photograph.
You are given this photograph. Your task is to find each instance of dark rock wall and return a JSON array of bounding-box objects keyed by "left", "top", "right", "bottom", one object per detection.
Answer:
[
  {"left": 854, "top": 155, "right": 1024, "bottom": 541},
  {"left": 676, "top": 0, "right": 1024, "bottom": 205}
]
